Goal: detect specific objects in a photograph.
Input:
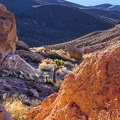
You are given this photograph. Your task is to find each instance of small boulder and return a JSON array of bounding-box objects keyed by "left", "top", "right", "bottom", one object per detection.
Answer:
[
  {"left": 65, "top": 44, "right": 83, "bottom": 60},
  {"left": 28, "top": 89, "right": 39, "bottom": 98},
  {"left": 16, "top": 50, "right": 43, "bottom": 63},
  {"left": 16, "top": 40, "right": 29, "bottom": 50},
  {"left": 3, "top": 84, "right": 12, "bottom": 91}
]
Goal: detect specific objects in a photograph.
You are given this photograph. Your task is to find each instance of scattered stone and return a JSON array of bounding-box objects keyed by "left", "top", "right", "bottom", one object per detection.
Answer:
[
  {"left": 19, "top": 71, "right": 24, "bottom": 75},
  {"left": 24, "top": 99, "right": 31, "bottom": 106},
  {"left": 3, "top": 84, "right": 12, "bottom": 91},
  {"left": 19, "top": 75, "right": 24, "bottom": 79},
  {"left": 1, "top": 70, "right": 9, "bottom": 77},
  {"left": 28, "top": 89, "right": 39, "bottom": 98},
  {"left": 23, "top": 74, "right": 29, "bottom": 81},
  {"left": 34, "top": 85, "right": 43, "bottom": 92},
  {"left": 10, "top": 72, "right": 18, "bottom": 78},
  {"left": 28, "top": 74, "right": 34, "bottom": 81}
]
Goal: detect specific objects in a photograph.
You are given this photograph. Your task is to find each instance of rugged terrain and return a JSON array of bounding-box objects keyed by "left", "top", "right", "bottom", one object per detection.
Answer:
[
  {"left": 0, "top": 4, "right": 81, "bottom": 113},
  {"left": 26, "top": 40, "right": 120, "bottom": 120}
]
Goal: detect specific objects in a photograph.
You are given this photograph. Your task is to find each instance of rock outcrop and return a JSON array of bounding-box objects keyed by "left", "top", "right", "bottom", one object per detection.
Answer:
[
  {"left": 65, "top": 44, "right": 83, "bottom": 60},
  {"left": 1, "top": 54, "right": 41, "bottom": 76},
  {"left": 16, "top": 50, "right": 43, "bottom": 63},
  {"left": 26, "top": 42, "right": 120, "bottom": 120},
  {"left": 0, "top": 4, "right": 18, "bottom": 63}
]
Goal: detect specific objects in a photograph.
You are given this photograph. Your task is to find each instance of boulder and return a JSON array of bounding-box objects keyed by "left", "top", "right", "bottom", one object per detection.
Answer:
[
  {"left": 1, "top": 54, "right": 41, "bottom": 76},
  {"left": 0, "top": 104, "right": 13, "bottom": 120},
  {"left": 16, "top": 40, "right": 29, "bottom": 50},
  {"left": 0, "top": 4, "right": 18, "bottom": 63},
  {"left": 26, "top": 42, "right": 120, "bottom": 120},
  {"left": 65, "top": 44, "right": 83, "bottom": 60},
  {"left": 16, "top": 50, "right": 43, "bottom": 63},
  {"left": 28, "top": 89, "right": 39, "bottom": 98}
]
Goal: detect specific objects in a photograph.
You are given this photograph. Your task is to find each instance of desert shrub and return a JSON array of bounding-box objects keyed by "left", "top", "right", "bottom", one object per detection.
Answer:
[
  {"left": 43, "top": 72, "right": 54, "bottom": 85},
  {"left": 54, "top": 59, "right": 64, "bottom": 66},
  {"left": 38, "top": 59, "right": 56, "bottom": 71}
]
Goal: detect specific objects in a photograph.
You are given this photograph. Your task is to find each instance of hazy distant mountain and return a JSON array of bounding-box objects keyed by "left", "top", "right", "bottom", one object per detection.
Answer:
[
  {"left": 90, "top": 3, "right": 112, "bottom": 9},
  {"left": 107, "top": 5, "right": 120, "bottom": 12},
  {"left": 90, "top": 3, "right": 120, "bottom": 12},
  {"left": 82, "top": 8, "right": 120, "bottom": 23}
]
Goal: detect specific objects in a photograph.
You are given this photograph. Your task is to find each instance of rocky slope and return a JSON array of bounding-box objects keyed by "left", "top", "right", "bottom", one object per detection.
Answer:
[
  {"left": 26, "top": 41, "right": 120, "bottom": 120},
  {"left": 48, "top": 24, "right": 120, "bottom": 52}
]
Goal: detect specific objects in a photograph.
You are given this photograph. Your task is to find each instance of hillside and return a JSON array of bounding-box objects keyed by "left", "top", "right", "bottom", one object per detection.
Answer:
[
  {"left": 17, "top": 4, "right": 114, "bottom": 47},
  {"left": 0, "top": 0, "right": 39, "bottom": 14},
  {"left": 0, "top": 0, "right": 86, "bottom": 14},
  {"left": 47, "top": 24, "right": 120, "bottom": 52}
]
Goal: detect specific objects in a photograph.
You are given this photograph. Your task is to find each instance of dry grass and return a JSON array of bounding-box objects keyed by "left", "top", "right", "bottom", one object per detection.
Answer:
[{"left": 2, "top": 93, "right": 27, "bottom": 120}]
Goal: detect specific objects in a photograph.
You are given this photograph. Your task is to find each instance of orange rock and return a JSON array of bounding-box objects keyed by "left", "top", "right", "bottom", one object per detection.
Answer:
[
  {"left": 0, "top": 4, "right": 18, "bottom": 64},
  {"left": 26, "top": 40, "right": 120, "bottom": 119}
]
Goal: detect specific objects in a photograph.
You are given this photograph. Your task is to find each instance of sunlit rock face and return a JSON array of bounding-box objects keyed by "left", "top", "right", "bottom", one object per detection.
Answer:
[
  {"left": 26, "top": 42, "right": 120, "bottom": 120},
  {"left": 0, "top": 4, "right": 18, "bottom": 64}
]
